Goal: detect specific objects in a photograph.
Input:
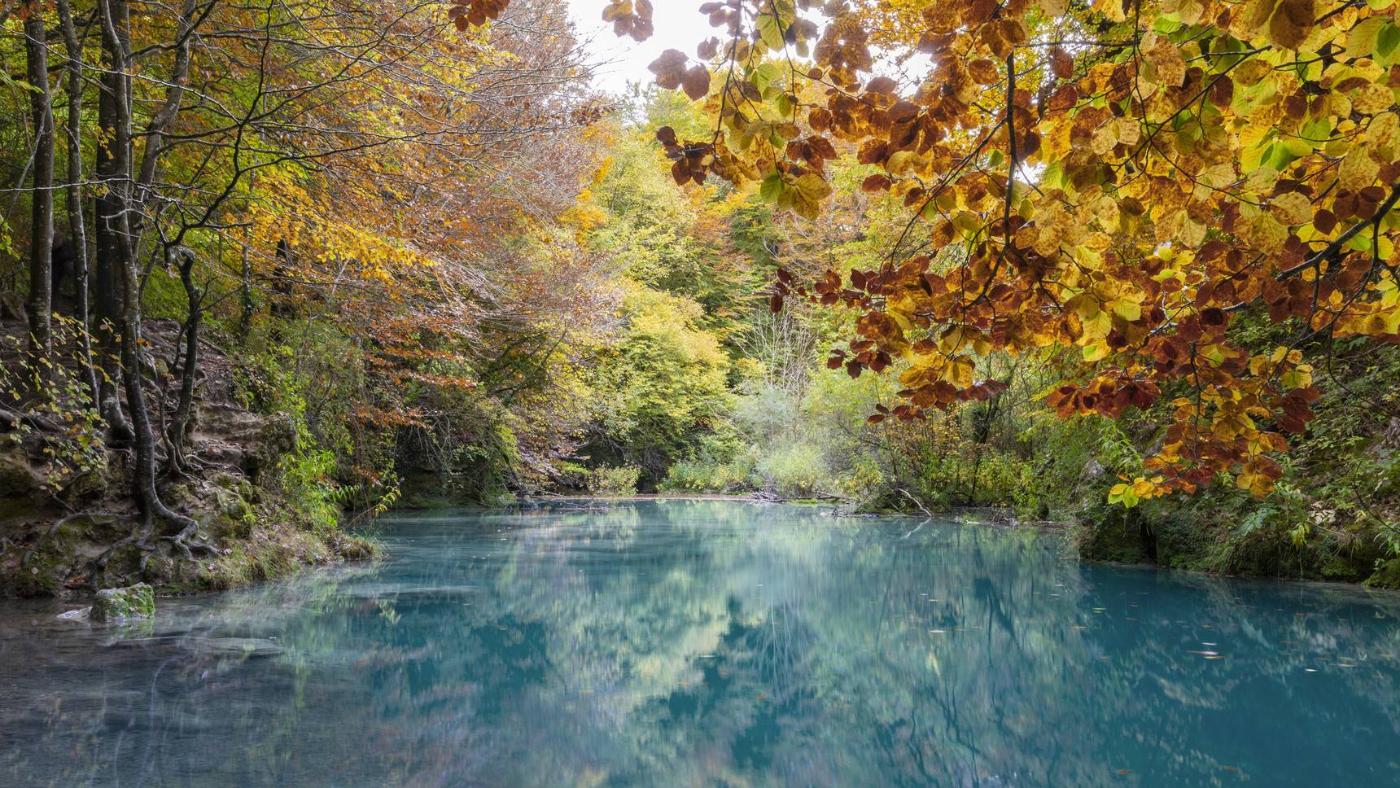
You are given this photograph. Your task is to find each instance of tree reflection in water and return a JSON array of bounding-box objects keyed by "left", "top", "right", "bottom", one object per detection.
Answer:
[{"left": 1, "top": 500, "right": 1397, "bottom": 786}]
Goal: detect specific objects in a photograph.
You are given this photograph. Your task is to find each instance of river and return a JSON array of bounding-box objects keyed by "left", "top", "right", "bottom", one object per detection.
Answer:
[{"left": 1, "top": 499, "right": 1397, "bottom": 786}]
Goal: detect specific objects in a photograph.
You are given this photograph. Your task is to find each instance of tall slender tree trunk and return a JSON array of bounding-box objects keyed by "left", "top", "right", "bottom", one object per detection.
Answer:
[
  {"left": 56, "top": 0, "right": 99, "bottom": 401},
  {"left": 24, "top": 3, "right": 55, "bottom": 363},
  {"left": 168, "top": 249, "right": 201, "bottom": 473},
  {"left": 96, "top": 0, "right": 160, "bottom": 524},
  {"left": 238, "top": 241, "right": 254, "bottom": 338},
  {"left": 97, "top": 0, "right": 201, "bottom": 541},
  {"left": 93, "top": 0, "right": 130, "bottom": 438}
]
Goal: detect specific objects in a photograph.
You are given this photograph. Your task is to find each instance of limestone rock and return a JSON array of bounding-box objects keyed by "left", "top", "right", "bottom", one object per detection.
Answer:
[{"left": 91, "top": 583, "right": 155, "bottom": 622}]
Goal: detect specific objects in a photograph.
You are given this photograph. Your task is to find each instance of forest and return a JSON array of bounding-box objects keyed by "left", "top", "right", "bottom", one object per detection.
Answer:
[{"left": 0, "top": 0, "right": 1398, "bottom": 597}]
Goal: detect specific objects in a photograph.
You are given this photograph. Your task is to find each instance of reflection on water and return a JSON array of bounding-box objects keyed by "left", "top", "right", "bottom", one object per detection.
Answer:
[{"left": 1, "top": 500, "right": 1398, "bottom": 786}]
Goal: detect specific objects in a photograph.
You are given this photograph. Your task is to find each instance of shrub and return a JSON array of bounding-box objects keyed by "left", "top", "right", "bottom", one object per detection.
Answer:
[
  {"left": 756, "top": 442, "right": 828, "bottom": 497},
  {"left": 589, "top": 465, "right": 641, "bottom": 496},
  {"left": 663, "top": 453, "right": 755, "bottom": 493}
]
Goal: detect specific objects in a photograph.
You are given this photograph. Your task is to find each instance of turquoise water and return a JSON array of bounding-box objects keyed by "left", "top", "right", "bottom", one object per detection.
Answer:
[{"left": 2, "top": 500, "right": 1398, "bottom": 786}]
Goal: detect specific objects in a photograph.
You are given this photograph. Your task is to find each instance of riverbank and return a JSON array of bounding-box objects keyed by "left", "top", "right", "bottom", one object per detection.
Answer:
[
  {"left": 0, "top": 319, "right": 376, "bottom": 599},
  {"left": 550, "top": 490, "right": 1400, "bottom": 589}
]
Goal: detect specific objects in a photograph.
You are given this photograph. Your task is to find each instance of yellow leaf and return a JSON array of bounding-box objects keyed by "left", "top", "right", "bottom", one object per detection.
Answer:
[
  {"left": 1270, "top": 191, "right": 1313, "bottom": 226},
  {"left": 1346, "top": 16, "right": 1389, "bottom": 59},
  {"left": 1082, "top": 339, "right": 1111, "bottom": 361},
  {"left": 1110, "top": 298, "right": 1142, "bottom": 321},
  {"left": 1338, "top": 149, "right": 1380, "bottom": 191},
  {"left": 1352, "top": 83, "right": 1395, "bottom": 116}
]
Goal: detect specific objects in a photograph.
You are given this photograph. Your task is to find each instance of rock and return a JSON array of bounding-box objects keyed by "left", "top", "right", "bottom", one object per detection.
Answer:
[
  {"left": 0, "top": 291, "right": 27, "bottom": 321},
  {"left": 0, "top": 447, "right": 45, "bottom": 501},
  {"left": 1383, "top": 417, "right": 1400, "bottom": 451},
  {"left": 242, "top": 412, "right": 297, "bottom": 484},
  {"left": 91, "top": 583, "right": 155, "bottom": 622}
]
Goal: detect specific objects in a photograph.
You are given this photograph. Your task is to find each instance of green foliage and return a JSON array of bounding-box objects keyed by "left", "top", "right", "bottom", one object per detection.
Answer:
[
  {"left": 588, "top": 282, "right": 731, "bottom": 484},
  {"left": 662, "top": 453, "right": 755, "bottom": 493},
  {"left": 275, "top": 441, "right": 341, "bottom": 534},
  {"left": 231, "top": 336, "right": 351, "bottom": 533},
  {"left": 755, "top": 442, "right": 828, "bottom": 497},
  {"left": 0, "top": 319, "right": 106, "bottom": 496},
  {"left": 588, "top": 465, "right": 641, "bottom": 497}
]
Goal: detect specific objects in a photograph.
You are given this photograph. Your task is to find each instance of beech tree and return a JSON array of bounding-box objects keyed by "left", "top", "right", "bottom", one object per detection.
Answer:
[
  {"left": 20, "top": 1, "right": 53, "bottom": 362},
  {"left": 1, "top": 0, "right": 606, "bottom": 550},
  {"left": 460, "top": 0, "right": 1400, "bottom": 505}
]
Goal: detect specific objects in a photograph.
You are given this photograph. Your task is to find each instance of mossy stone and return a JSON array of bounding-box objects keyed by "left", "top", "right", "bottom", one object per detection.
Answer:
[{"left": 91, "top": 583, "right": 155, "bottom": 622}]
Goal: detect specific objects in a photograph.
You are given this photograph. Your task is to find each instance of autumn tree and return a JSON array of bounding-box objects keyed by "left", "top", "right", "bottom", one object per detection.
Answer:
[
  {"left": 0, "top": 0, "right": 608, "bottom": 554},
  {"left": 463, "top": 0, "right": 1400, "bottom": 506}
]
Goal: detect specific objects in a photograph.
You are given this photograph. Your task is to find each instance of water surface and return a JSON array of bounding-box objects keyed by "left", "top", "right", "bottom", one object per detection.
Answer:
[{"left": 2, "top": 500, "right": 1398, "bottom": 786}]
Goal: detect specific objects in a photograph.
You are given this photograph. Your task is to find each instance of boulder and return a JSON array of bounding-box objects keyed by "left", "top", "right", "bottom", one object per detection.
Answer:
[{"left": 91, "top": 583, "right": 155, "bottom": 622}]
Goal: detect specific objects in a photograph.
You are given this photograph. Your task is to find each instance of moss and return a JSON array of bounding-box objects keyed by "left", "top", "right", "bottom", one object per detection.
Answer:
[
  {"left": 210, "top": 488, "right": 256, "bottom": 540},
  {"left": 91, "top": 583, "right": 155, "bottom": 622},
  {"left": 328, "top": 532, "right": 380, "bottom": 562},
  {"left": 11, "top": 552, "right": 64, "bottom": 597},
  {"left": 1364, "top": 558, "right": 1400, "bottom": 589},
  {"left": 1076, "top": 503, "right": 1153, "bottom": 564}
]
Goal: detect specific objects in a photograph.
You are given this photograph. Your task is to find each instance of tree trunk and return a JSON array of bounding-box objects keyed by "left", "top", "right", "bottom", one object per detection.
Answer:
[
  {"left": 56, "top": 0, "right": 100, "bottom": 402},
  {"left": 168, "top": 249, "right": 201, "bottom": 471},
  {"left": 93, "top": 0, "right": 131, "bottom": 438},
  {"left": 96, "top": 0, "right": 168, "bottom": 525},
  {"left": 238, "top": 236, "right": 254, "bottom": 338},
  {"left": 96, "top": 0, "right": 203, "bottom": 543},
  {"left": 24, "top": 4, "right": 55, "bottom": 363}
]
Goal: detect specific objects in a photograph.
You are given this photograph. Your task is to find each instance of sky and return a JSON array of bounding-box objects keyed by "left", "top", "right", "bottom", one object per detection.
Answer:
[{"left": 566, "top": 0, "right": 703, "bottom": 95}]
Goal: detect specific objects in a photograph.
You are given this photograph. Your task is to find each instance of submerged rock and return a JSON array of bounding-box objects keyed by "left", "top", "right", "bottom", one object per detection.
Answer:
[
  {"left": 188, "top": 637, "right": 284, "bottom": 659},
  {"left": 91, "top": 583, "right": 155, "bottom": 622}
]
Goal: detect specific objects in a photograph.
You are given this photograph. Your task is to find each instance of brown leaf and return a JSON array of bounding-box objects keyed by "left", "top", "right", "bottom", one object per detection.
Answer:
[
  {"left": 1049, "top": 47, "right": 1073, "bottom": 80},
  {"left": 1268, "top": 0, "right": 1315, "bottom": 50},
  {"left": 968, "top": 59, "right": 1000, "bottom": 84},
  {"left": 682, "top": 64, "right": 711, "bottom": 100},
  {"left": 649, "top": 49, "right": 688, "bottom": 90},
  {"left": 862, "top": 174, "right": 892, "bottom": 192},
  {"left": 865, "top": 76, "right": 897, "bottom": 94}
]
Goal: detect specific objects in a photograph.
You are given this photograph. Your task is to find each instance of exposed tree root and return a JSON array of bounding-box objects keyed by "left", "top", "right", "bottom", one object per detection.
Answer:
[{"left": 164, "top": 515, "right": 218, "bottom": 560}]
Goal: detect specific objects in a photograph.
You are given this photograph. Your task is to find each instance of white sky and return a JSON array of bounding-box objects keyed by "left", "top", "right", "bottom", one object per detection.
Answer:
[
  {"left": 564, "top": 2, "right": 924, "bottom": 97},
  {"left": 566, "top": 1, "right": 706, "bottom": 95}
]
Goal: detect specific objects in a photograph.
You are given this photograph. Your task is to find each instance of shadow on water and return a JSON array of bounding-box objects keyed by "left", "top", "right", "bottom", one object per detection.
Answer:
[{"left": 1, "top": 499, "right": 1397, "bottom": 786}]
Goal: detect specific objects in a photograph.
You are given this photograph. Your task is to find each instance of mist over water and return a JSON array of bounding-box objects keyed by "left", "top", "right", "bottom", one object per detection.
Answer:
[{"left": 2, "top": 500, "right": 1398, "bottom": 786}]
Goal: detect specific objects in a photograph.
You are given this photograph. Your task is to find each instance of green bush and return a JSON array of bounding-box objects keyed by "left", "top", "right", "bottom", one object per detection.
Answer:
[
  {"left": 663, "top": 453, "right": 755, "bottom": 493},
  {"left": 589, "top": 465, "right": 642, "bottom": 496},
  {"left": 756, "top": 442, "right": 829, "bottom": 497}
]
